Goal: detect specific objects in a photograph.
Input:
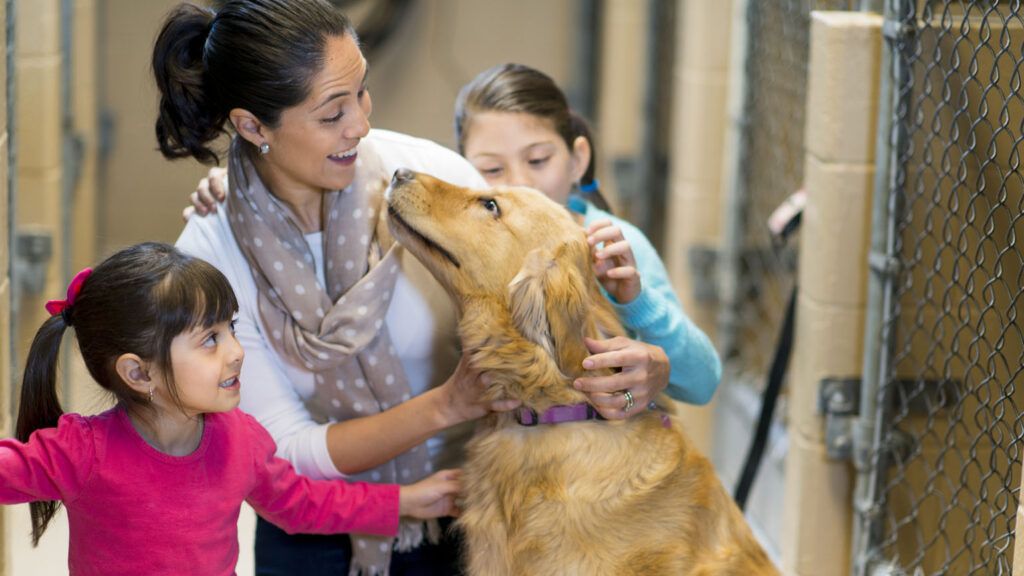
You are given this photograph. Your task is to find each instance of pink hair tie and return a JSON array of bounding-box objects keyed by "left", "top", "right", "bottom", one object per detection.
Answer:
[{"left": 44, "top": 267, "right": 94, "bottom": 321}]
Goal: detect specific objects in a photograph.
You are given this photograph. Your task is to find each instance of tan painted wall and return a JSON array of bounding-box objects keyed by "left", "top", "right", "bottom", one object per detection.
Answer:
[
  {"left": 782, "top": 11, "right": 882, "bottom": 576},
  {"left": 667, "top": 0, "right": 732, "bottom": 451},
  {"left": 100, "top": 0, "right": 580, "bottom": 251},
  {"left": 0, "top": 0, "right": 10, "bottom": 572}
]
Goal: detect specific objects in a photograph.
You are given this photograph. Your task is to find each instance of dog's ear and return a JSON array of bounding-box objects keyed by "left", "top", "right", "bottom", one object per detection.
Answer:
[{"left": 508, "top": 241, "right": 591, "bottom": 371}]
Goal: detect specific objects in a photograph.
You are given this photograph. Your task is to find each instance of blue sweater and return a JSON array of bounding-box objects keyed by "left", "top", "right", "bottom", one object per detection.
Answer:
[{"left": 582, "top": 204, "right": 721, "bottom": 405}]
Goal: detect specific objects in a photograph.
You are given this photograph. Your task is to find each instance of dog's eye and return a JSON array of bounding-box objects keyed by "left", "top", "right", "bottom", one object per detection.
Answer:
[{"left": 480, "top": 198, "right": 501, "bottom": 217}]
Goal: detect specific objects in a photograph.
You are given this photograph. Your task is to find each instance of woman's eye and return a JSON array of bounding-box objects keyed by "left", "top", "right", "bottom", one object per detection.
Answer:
[
  {"left": 480, "top": 198, "right": 501, "bottom": 217},
  {"left": 320, "top": 111, "right": 343, "bottom": 124}
]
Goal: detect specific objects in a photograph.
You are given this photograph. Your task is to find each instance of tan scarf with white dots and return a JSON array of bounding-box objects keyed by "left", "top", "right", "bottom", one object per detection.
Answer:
[{"left": 225, "top": 137, "right": 439, "bottom": 576}]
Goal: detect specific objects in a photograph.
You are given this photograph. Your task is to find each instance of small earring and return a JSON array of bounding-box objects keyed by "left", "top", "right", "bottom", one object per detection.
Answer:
[
  {"left": 148, "top": 387, "right": 154, "bottom": 402},
  {"left": 259, "top": 142, "right": 271, "bottom": 155}
]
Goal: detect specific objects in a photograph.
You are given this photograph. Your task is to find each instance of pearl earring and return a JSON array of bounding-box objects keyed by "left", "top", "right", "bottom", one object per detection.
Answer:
[{"left": 259, "top": 142, "right": 271, "bottom": 155}]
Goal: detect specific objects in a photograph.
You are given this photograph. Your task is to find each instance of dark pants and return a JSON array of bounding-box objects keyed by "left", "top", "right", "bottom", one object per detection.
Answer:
[{"left": 254, "top": 516, "right": 464, "bottom": 576}]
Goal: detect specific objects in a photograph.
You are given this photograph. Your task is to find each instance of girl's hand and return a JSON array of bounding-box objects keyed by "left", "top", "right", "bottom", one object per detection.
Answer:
[
  {"left": 573, "top": 336, "right": 669, "bottom": 420},
  {"left": 182, "top": 166, "right": 228, "bottom": 221},
  {"left": 586, "top": 219, "right": 641, "bottom": 304},
  {"left": 398, "top": 469, "right": 462, "bottom": 519},
  {"left": 438, "top": 356, "right": 521, "bottom": 425}
]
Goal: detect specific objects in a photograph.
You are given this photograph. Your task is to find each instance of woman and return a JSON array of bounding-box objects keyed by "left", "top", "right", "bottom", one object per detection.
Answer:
[{"left": 158, "top": 1, "right": 672, "bottom": 574}]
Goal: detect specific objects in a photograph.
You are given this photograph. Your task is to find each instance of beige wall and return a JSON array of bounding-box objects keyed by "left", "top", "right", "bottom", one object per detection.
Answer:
[
  {"left": 100, "top": 0, "right": 580, "bottom": 251},
  {"left": 783, "top": 12, "right": 882, "bottom": 576},
  {"left": 0, "top": 0, "right": 9, "bottom": 571}
]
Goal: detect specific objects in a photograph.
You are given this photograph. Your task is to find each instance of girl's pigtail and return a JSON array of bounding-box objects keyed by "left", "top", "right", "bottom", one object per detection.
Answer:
[{"left": 15, "top": 315, "right": 70, "bottom": 545}]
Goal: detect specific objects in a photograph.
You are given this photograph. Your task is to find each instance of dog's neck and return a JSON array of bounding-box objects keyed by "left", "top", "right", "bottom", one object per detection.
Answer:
[{"left": 458, "top": 296, "right": 591, "bottom": 410}]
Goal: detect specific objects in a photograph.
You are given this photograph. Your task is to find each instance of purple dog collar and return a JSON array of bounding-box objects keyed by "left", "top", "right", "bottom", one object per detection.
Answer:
[{"left": 515, "top": 403, "right": 605, "bottom": 426}]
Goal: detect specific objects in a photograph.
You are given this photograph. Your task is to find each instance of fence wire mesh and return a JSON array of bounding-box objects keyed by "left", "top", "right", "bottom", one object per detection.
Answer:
[
  {"left": 723, "top": 0, "right": 855, "bottom": 382},
  {"left": 864, "top": 1, "right": 1024, "bottom": 574}
]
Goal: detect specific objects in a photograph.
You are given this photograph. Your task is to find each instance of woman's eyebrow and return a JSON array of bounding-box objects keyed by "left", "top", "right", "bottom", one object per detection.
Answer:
[{"left": 312, "top": 67, "right": 369, "bottom": 111}]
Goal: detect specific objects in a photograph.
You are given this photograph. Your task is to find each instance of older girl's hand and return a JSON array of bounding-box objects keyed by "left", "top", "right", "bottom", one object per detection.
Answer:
[
  {"left": 572, "top": 336, "right": 669, "bottom": 420},
  {"left": 586, "top": 219, "right": 641, "bottom": 304},
  {"left": 438, "top": 355, "right": 521, "bottom": 425},
  {"left": 182, "top": 166, "right": 228, "bottom": 221}
]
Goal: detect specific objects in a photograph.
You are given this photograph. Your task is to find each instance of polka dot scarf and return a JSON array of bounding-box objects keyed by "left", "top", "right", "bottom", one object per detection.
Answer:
[{"left": 226, "top": 137, "right": 439, "bottom": 575}]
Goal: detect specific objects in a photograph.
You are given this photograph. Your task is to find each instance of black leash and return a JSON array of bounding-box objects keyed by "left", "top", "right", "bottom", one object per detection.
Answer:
[
  {"left": 732, "top": 189, "right": 805, "bottom": 511},
  {"left": 733, "top": 284, "right": 797, "bottom": 510}
]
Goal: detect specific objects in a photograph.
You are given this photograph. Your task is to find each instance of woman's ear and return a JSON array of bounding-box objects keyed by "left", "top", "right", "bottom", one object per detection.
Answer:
[
  {"left": 228, "top": 108, "right": 268, "bottom": 148},
  {"left": 115, "top": 353, "right": 153, "bottom": 395},
  {"left": 570, "top": 135, "right": 593, "bottom": 183}
]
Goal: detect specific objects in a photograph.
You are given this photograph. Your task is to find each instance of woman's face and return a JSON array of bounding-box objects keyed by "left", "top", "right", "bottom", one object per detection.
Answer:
[
  {"left": 254, "top": 34, "right": 373, "bottom": 194},
  {"left": 462, "top": 111, "right": 589, "bottom": 205}
]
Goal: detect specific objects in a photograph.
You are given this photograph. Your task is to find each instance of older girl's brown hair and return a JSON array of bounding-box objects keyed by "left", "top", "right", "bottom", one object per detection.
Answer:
[{"left": 454, "top": 63, "right": 612, "bottom": 212}]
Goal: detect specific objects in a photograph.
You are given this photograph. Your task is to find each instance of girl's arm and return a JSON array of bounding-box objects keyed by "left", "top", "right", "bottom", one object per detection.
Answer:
[
  {"left": 0, "top": 414, "right": 95, "bottom": 504},
  {"left": 607, "top": 218, "right": 721, "bottom": 404},
  {"left": 243, "top": 412, "right": 461, "bottom": 535},
  {"left": 583, "top": 214, "right": 721, "bottom": 405},
  {"left": 243, "top": 411, "right": 400, "bottom": 536}
]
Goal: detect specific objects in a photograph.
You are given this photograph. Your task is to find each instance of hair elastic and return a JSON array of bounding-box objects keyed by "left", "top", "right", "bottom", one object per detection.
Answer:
[
  {"left": 578, "top": 178, "right": 600, "bottom": 193},
  {"left": 45, "top": 267, "right": 93, "bottom": 324}
]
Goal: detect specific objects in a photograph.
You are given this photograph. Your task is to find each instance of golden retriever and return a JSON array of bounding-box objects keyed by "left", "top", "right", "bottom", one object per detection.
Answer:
[{"left": 385, "top": 169, "right": 778, "bottom": 576}]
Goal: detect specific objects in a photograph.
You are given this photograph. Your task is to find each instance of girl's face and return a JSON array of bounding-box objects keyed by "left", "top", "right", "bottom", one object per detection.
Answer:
[
  {"left": 160, "top": 319, "right": 245, "bottom": 417},
  {"left": 246, "top": 34, "right": 372, "bottom": 195},
  {"left": 462, "top": 111, "right": 590, "bottom": 205}
]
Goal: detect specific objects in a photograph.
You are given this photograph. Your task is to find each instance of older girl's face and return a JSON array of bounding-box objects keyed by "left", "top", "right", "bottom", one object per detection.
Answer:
[
  {"left": 257, "top": 34, "right": 372, "bottom": 194},
  {"left": 462, "top": 111, "right": 589, "bottom": 205}
]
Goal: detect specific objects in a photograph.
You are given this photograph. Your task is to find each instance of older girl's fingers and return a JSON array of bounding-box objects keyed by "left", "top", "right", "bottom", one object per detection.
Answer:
[{"left": 603, "top": 265, "right": 639, "bottom": 280}]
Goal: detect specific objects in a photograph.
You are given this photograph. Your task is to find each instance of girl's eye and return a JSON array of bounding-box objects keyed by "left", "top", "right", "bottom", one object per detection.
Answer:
[
  {"left": 480, "top": 167, "right": 503, "bottom": 177},
  {"left": 480, "top": 198, "right": 501, "bottom": 217},
  {"left": 202, "top": 333, "right": 218, "bottom": 348},
  {"left": 357, "top": 84, "right": 368, "bottom": 99},
  {"left": 229, "top": 320, "right": 238, "bottom": 334},
  {"left": 528, "top": 156, "right": 551, "bottom": 167}
]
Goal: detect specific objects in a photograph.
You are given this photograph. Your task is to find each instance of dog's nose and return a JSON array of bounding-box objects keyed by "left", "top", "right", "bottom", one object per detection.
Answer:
[{"left": 392, "top": 168, "right": 415, "bottom": 186}]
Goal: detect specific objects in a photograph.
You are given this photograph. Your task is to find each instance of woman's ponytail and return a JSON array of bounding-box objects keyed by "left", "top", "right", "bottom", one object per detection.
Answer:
[
  {"left": 15, "top": 315, "right": 70, "bottom": 545},
  {"left": 152, "top": 3, "right": 225, "bottom": 165}
]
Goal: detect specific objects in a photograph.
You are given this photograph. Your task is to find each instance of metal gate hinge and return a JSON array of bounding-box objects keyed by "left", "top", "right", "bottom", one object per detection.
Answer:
[{"left": 819, "top": 377, "right": 860, "bottom": 461}]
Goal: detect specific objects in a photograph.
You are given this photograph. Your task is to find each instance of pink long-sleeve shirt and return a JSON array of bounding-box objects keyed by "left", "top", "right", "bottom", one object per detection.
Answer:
[{"left": 0, "top": 407, "right": 400, "bottom": 575}]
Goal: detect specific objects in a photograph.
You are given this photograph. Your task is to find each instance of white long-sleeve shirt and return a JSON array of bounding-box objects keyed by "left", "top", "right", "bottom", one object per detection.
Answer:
[{"left": 177, "top": 129, "right": 487, "bottom": 480}]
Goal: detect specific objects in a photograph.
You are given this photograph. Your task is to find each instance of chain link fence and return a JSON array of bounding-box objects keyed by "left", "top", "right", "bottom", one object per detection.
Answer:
[
  {"left": 721, "top": 0, "right": 856, "bottom": 378},
  {"left": 860, "top": 1, "right": 1024, "bottom": 574}
]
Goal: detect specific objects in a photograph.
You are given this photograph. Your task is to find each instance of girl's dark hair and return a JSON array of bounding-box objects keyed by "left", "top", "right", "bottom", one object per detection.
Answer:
[
  {"left": 454, "top": 63, "right": 613, "bottom": 213},
  {"left": 15, "top": 242, "right": 238, "bottom": 545},
  {"left": 152, "top": 0, "right": 357, "bottom": 164}
]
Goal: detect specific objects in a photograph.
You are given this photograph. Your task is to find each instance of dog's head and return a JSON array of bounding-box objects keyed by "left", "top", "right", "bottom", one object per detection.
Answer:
[{"left": 386, "top": 170, "right": 623, "bottom": 406}]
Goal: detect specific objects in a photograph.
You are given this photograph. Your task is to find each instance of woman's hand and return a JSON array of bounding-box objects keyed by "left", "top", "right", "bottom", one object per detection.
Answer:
[
  {"left": 586, "top": 219, "right": 641, "bottom": 304},
  {"left": 182, "top": 166, "right": 228, "bottom": 221},
  {"left": 398, "top": 469, "right": 461, "bottom": 519},
  {"left": 573, "top": 336, "right": 669, "bottom": 420},
  {"left": 437, "top": 355, "right": 521, "bottom": 425}
]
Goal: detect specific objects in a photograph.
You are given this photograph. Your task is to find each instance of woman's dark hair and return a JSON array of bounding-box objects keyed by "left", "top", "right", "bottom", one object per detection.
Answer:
[
  {"left": 152, "top": 0, "right": 357, "bottom": 164},
  {"left": 454, "top": 63, "right": 612, "bottom": 213},
  {"left": 15, "top": 242, "right": 238, "bottom": 545}
]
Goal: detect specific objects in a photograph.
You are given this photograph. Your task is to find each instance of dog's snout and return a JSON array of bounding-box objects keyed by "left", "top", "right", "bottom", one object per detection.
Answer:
[{"left": 392, "top": 168, "right": 415, "bottom": 186}]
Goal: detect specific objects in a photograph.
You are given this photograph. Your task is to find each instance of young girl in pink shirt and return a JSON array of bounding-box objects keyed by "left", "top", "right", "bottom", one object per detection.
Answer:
[{"left": 0, "top": 242, "right": 460, "bottom": 575}]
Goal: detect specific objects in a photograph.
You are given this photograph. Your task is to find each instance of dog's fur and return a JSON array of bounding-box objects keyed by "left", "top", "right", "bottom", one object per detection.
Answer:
[{"left": 386, "top": 171, "right": 778, "bottom": 576}]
